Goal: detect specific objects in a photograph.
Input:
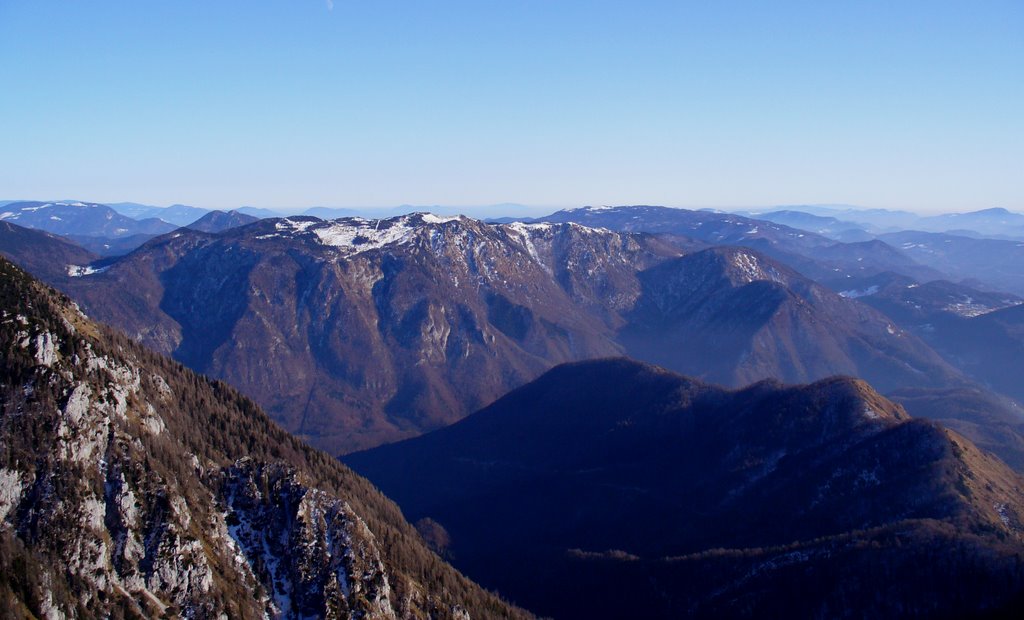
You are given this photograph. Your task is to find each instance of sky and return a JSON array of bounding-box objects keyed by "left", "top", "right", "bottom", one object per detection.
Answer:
[{"left": 0, "top": 1, "right": 1021, "bottom": 214}]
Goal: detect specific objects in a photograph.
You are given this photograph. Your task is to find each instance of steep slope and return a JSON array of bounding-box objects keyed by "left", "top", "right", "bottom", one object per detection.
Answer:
[
  {"left": 186, "top": 209, "right": 260, "bottom": 233},
  {"left": 3, "top": 213, "right": 998, "bottom": 457},
  {"left": 837, "top": 273, "right": 1024, "bottom": 399},
  {"left": 809, "top": 274, "right": 1024, "bottom": 468},
  {"left": 0, "top": 257, "right": 528, "bottom": 619},
  {"left": 347, "top": 358, "right": 1024, "bottom": 619},
  {"left": 0, "top": 221, "right": 101, "bottom": 282},
  {"left": 46, "top": 215, "right": 680, "bottom": 453},
  {"left": 888, "top": 387, "right": 1024, "bottom": 471},
  {"left": 919, "top": 304, "right": 1024, "bottom": 403},
  {"left": 619, "top": 246, "right": 965, "bottom": 392}
]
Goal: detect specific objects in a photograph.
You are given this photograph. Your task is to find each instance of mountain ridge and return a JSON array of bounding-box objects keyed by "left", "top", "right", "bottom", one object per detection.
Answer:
[
  {"left": 347, "top": 357, "right": 1024, "bottom": 618},
  {"left": 0, "top": 214, "right": 1008, "bottom": 458}
]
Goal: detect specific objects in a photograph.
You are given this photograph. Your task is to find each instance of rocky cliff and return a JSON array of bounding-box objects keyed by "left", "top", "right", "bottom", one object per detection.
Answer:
[{"left": 0, "top": 257, "right": 527, "bottom": 619}]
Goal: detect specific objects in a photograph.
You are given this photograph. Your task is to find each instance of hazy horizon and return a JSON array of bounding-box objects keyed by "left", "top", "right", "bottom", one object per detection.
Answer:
[{"left": 3, "top": 198, "right": 1021, "bottom": 219}]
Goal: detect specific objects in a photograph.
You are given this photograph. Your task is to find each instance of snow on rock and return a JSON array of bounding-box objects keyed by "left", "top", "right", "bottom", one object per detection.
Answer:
[
  {"left": 730, "top": 251, "right": 783, "bottom": 284},
  {"left": 420, "top": 213, "right": 461, "bottom": 224},
  {"left": 67, "top": 265, "right": 109, "bottom": 277},
  {"left": 996, "top": 502, "right": 1011, "bottom": 527},
  {"left": 304, "top": 212, "right": 474, "bottom": 257},
  {"left": 839, "top": 285, "right": 880, "bottom": 299},
  {"left": 223, "top": 461, "right": 399, "bottom": 619},
  {"left": 275, "top": 218, "right": 318, "bottom": 234},
  {"left": 315, "top": 216, "right": 420, "bottom": 254}
]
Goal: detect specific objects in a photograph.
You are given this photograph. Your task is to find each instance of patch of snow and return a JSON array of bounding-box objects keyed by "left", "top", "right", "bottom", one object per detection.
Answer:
[
  {"left": 855, "top": 468, "right": 881, "bottom": 487},
  {"left": 995, "top": 502, "right": 1011, "bottom": 527},
  {"left": 275, "top": 218, "right": 317, "bottom": 233},
  {"left": 502, "top": 222, "right": 558, "bottom": 272},
  {"left": 731, "top": 252, "right": 782, "bottom": 283},
  {"left": 504, "top": 222, "right": 554, "bottom": 235},
  {"left": 420, "top": 213, "right": 460, "bottom": 224},
  {"left": 732, "top": 252, "right": 761, "bottom": 281},
  {"left": 314, "top": 216, "right": 420, "bottom": 255},
  {"left": 944, "top": 302, "right": 993, "bottom": 318},
  {"left": 0, "top": 212, "right": 16, "bottom": 219},
  {"left": 67, "top": 265, "right": 109, "bottom": 277},
  {"left": 838, "top": 285, "right": 879, "bottom": 299}
]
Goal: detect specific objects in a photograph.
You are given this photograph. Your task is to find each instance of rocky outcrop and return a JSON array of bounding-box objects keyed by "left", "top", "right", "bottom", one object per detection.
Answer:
[{"left": 0, "top": 257, "right": 528, "bottom": 619}]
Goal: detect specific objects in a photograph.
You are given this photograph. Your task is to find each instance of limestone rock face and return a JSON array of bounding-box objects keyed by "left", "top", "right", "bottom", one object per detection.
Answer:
[{"left": 0, "top": 257, "right": 528, "bottom": 620}]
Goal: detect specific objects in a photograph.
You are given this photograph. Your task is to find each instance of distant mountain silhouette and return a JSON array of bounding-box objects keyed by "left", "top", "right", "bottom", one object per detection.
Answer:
[{"left": 186, "top": 209, "right": 259, "bottom": 233}]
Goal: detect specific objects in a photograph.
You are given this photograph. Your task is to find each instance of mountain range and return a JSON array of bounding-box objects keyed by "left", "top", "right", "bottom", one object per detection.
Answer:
[
  {"left": 537, "top": 205, "right": 948, "bottom": 286},
  {"left": 186, "top": 209, "right": 260, "bottom": 233},
  {"left": 3, "top": 199, "right": 1024, "bottom": 618},
  {"left": 3, "top": 212, "right": 1011, "bottom": 461},
  {"left": 760, "top": 204, "right": 1024, "bottom": 239}
]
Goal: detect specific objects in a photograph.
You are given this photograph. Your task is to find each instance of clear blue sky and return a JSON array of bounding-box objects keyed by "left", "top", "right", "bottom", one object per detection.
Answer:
[{"left": 1, "top": 1, "right": 1020, "bottom": 213}]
